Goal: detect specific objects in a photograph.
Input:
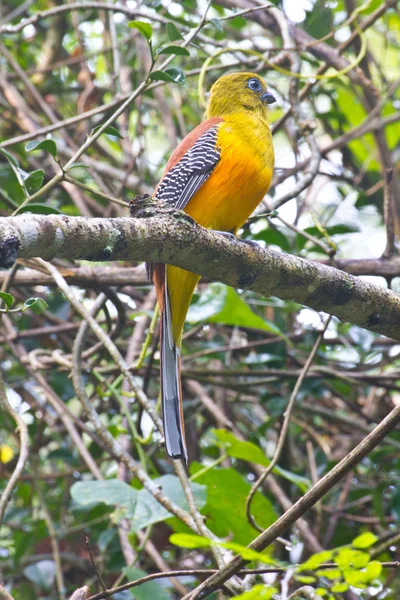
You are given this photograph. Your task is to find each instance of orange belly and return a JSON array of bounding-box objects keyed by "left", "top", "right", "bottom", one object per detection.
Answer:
[{"left": 185, "top": 124, "right": 273, "bottom": 232}]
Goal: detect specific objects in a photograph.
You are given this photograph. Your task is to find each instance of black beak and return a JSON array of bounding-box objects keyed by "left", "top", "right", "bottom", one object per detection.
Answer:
[{"left": 261, "top": 91, "right": 276, "bottom": 105}]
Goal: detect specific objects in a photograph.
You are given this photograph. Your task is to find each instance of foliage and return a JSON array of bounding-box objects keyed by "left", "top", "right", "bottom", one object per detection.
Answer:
[{"left": 0, "top": 0, "right": 399, "bottom": 599}]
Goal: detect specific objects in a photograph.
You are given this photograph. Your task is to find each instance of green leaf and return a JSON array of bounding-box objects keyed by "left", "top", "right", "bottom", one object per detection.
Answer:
[
  {"left": 273, "top": 466, "right": 311, "bottom": 493},
  {"left": 209, "top": 18, "right": 223, "bottom": 32},
  {"left": 149, "top": 67, "right": 186, "bottom": 85},
  {"left": 98, "top": 530, "right": 116, "bottom": 553},
  {"left": 22, "top": 298, "right": 49, "bottom": 315},
  {"left": 71, "top": 479, "right": 137, "bottom": 507},
  {"left": 0, "top": 292, "right": 15, "bottom": 309},
  {"left": 170, "top": 534, "right": 276, "bottom": 565},
  {"left": 190, "top": 466, "right": 276, "bottom": 545},
  {"left": 0, "top": 163, "right": 25, "bottom": 206},
  {"left": 66, "top": 163, "right": 89, "bottom": 171},
  {"left": 218, "top": 541, "right": 275, "bottom": 564},
  {"left": 390, "top": 484, "right": 400, "bottom": 521},
  {"left": 358, "top": 0, "right": 384, "bottom": 15},
  {"left": 24, "top": 169, "right": 44, "bottom": 194},
  {"left": 343, "top": 568, "right": 367, "bottom": 588},
  {"left": 304, "top": 223, "right": 360, "bottom": 237},
  {"left": 214, "top": 429, "right": 269, "bottom": 466},
  {"left": 0, "top": 149, "right": 28, "bottom": 197},
  {"left": 364, "top": 561, "right": 382, "bottom": 580},
  {"left": 298, "top": 550, "right": 334, "bottom": 571},
  {"left": 166, "top": 22, "right": 183, "bottom": 41},
  {"left": 0, "top": 148, "right": 19, "bottom": 168},
  {"left": 170, "top": 533, "right": 211, "bottom": 549},
  {"left": 25, "top": 139, "right": 57, "bottom": 158},
  {"left": 352, "top": 532, "right": 378, "bottom": 549},
  {"left": 149, "top": 70, "right": 176, "bottom": 83},
  {"left": 124, "top": 567, "right": 172, "bottom": 600},
  {"left": 17, "top": 203, "right": 62, "bottom": 215},
  {"left": 335, "top": 548, "right": 370, "bottom": 569},
  {"left": 165, "top": 67, "right": 186, "bottom": 85},
  {"left": 296, "top": 575, "right": 317, "bottom": 584},
  {"left": 187, "top": 282, "right": 284, "bottom": 337},
  {"left": 24, "top": 560, "right": 56, "bottom": 590},
  {"left": 126, "top": 475, "right": 206, "bottom": 531},
  {"left": 253, "top": 226, "right": 291, "bottom": 252},
  {"left": 128, "top": 20, "right": 152, "bottom": 40},
  {"left": 156, "top": 45, "right": 190, "bottom": 56},
  {"left": 304, "top": 0, "right": 333, "bottom": 38},
  {"left": 91, "top": 124, "right": 124, "bottom": 139},
  {"left": 231, "top": 585, "right": 276, "bottom": 599},
  {"left": 316, "top": 568, "right": 341, "bottom": 579},
  {"left": 331, "top": 582, "right": 349, "bottom": 593}
]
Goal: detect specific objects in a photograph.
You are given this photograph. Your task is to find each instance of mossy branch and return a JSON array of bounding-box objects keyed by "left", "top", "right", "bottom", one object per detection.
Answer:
[{"left": 0, "top": 207, "right": 399, "bottom": 340}]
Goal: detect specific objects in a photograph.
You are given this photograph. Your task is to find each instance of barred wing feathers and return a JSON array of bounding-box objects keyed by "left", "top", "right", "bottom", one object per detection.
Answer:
[
  {"left": 147, "top": 117, "right": 223, "bottom": 280},
  {"left": 155, "top": 119, "right": 222, "bottom": 209}
]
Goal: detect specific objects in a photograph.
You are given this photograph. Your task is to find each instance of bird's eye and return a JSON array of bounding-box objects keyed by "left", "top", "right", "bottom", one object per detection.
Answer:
[{"left": 247, "top": 78, "right": 262, "bottom": 92}]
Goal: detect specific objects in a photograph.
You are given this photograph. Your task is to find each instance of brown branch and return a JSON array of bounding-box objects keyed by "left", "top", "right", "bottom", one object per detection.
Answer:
[
  {"left": 1, "top": 213, "right": 400, "bottom": 340},
  {"left": 0, "top": 264, "right": 146, "bottom": 289},
  {"left": 0, "top": 587, "right": 17, "bottom": 600},
  {"left": 0, "top": 2, "right": 168, "bottom": 34},
  {"left": 69, "top": 587, "right": 91, "bottom": 600},
  {"left": 382, "top": 169, "right": 396, "bottom": 259},
  {"left": 2, "top": 255, "right": 400, "bottom": 290},
  {"left": 81, "top": 562, "right": 400, "bottom": 600}
]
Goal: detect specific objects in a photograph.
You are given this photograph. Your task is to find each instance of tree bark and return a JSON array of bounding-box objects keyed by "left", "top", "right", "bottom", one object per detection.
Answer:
[{"left": 1, "top": 212, "right": 400, "bottom": 340}]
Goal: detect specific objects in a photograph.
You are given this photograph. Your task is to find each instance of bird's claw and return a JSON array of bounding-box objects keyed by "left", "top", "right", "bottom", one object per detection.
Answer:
[
  {"left": 211, "top": 230, "right": 259, "bottom": 248},
  {"left": 240, "top": 238, "right": 259, "bottom": 249},
  {"left": 212, "top": 230, "right": 237, "bottom": 242}
]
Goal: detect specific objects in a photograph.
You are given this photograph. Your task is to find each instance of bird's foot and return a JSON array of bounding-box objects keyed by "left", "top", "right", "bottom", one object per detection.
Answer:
[
  {"left": 212, "top": 230, "right": 237, "bottom": 242},
  {"left": 211, "top": 230, "right": 259, "bottom": 249},
  {"left": 240, "top": 238, "right": 259, "bottom": 249}
]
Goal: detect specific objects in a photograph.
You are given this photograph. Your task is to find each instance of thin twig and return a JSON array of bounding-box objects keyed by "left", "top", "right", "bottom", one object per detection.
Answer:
[
  {"left": 382, "top": 169, "right": 395, "bottom": 259},
  {"left": 68, "top": 587, "right": 91, "bottom": 600},
  {"left": 174, "top": 459, "right": 227, "bottom": 569},
  {"left": 0, "top": 372, "right": 29, "bottom": 528},
  {"left": 85, "top": 536, "right": 107, "bottom": 592},
  {"left": 82, "top": 561, "right": 400, "bottom": 600},
  {"left": 37, "top": 485, "right": 66, "bottom": 600},
  {"left": 0, "top": 587, "right": 17, "bottom": 600}
]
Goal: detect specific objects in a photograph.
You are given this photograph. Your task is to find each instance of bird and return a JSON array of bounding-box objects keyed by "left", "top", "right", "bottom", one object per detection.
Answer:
[{"left": 149, "top": 72, "right": 276, "bottom": 463}]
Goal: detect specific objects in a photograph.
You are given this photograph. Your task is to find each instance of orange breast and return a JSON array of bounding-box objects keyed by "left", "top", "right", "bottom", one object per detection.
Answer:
[{"left": 184, "top": 115, "right": 274, "bottom": 233}]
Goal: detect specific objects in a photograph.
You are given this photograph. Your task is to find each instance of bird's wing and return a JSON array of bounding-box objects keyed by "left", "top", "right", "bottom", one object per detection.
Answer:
[
  {"left": 154, "top": 117, "right": 222, "bottom": 209},
  {"left": 147, "top": 118, "right": 223, "bottom": 281}
]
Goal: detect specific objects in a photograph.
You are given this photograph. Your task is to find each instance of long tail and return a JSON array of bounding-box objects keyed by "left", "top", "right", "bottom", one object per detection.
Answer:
[{"left": 154, "top": 264, "right": 188, "bottom": 463}]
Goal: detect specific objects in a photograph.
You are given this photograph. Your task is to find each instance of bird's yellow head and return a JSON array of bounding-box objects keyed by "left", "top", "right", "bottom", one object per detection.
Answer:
[{"left": 206, "top": 72, "right": 276, "bottom": 120}]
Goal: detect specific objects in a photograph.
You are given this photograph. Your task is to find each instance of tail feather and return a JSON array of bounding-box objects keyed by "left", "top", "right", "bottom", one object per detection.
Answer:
[{"left": 158, "top": 268, "right": 188, "bottom": 463}]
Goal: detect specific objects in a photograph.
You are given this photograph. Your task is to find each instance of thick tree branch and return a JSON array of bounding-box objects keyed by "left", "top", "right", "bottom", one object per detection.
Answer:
[
  {"left": 0, "top": 258, "right": 399, "bottom": 291},
  {"left": 1, "top": 212, "right": 400, "bottom": 340}
]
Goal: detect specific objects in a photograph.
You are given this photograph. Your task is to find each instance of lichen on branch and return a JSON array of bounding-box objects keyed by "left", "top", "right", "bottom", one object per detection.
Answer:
[{"left": 1, "top": 211, "right": 400, "bottom": 340}]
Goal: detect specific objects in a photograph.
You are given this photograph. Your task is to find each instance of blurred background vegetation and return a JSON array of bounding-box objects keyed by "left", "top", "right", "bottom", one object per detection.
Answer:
[{"left": 0, "top": 0, "right": 400, "bottom": 598}]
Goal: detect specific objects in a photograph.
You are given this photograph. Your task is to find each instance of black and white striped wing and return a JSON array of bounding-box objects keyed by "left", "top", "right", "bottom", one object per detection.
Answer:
[{"left": 155, "top": 126, "right": 221, "bottom": 210}]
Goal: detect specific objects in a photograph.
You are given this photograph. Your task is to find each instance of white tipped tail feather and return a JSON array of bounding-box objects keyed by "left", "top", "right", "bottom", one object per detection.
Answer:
[{"left": 160, "top": 276, "right": 188, "bottom": 464}]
